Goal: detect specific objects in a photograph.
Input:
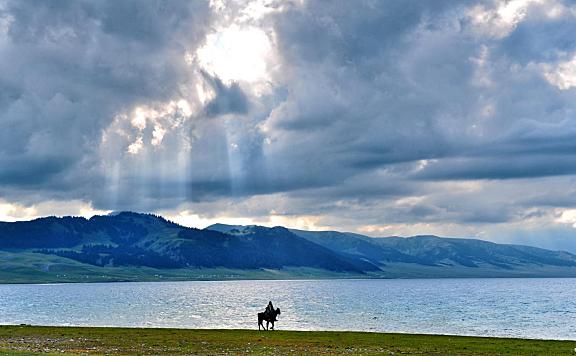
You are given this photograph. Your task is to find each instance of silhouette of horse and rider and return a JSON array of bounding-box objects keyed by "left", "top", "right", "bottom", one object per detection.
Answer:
[{"left": 258, "top": 301, "right": 281, "bottom": 330}]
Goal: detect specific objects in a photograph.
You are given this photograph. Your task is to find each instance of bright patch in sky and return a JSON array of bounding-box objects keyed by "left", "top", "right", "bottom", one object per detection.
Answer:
[
  {"left": 543, "top": 56, "right": 576, "bottom": 90},
  {"left": 469, "top": 0, "right": 550, "bottom": 38},
  {"left": 163, "top": 210, "right": 329, "bottom": 231},
  {"left": 0, "top": 200, "right": 110, "bottom": 222},
  {"left": 557, "top": 209, "right": 576, "bottom": 228},
  {"left": 196, "top": 25, "right": 272, "bottom": 83}
]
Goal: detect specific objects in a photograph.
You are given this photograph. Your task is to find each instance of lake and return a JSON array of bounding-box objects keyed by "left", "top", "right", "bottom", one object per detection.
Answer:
[{"left": 0, "top": 278, "right": 574, "bottom": 340}]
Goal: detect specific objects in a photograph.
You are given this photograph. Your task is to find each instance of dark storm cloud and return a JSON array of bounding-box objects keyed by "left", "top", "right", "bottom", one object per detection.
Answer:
[
  {"left": 523, "top": 192, "right": 576, "bottom": 208},
  {"left": 0, "top": 156, "right": 73, "bottom": 186},
  {"left": 204, "top": 73, "right": 249, "bottom": 117},
  {"left": 258, "top": 0, "right": 479, "bottom": 192},
  {"left": 0, "top": 0, "right": 212, "bottom": 202},
  {"left": 274, "top": 0, "right": 469, "bottom": 66},
  {"left": 262, "top": 0, "right": 576, "bottom": 191},
  {"left": 415, "top": 156, "right": 576, "bottom": 180}
]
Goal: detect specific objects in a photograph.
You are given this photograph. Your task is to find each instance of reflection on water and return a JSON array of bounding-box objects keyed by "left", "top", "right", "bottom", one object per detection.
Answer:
[{"left": 0, "top": 278, "right": 575, "bottom": 340}]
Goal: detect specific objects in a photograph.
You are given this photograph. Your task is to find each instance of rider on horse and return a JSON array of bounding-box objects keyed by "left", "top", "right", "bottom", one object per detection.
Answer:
[{"left": 258, "top": 301, "right": 281, "bottom": 330}]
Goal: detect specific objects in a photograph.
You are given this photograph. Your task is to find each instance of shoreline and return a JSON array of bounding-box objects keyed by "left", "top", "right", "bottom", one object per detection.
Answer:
[
  {"left": 0, "top": 325, "right": 573, "bottom": 355},
  {"left": 4, "top": 324, "right": 576, "bottom": 342},
  {"left": 3, "top": 274, "right": 576, "bottom": 286}
]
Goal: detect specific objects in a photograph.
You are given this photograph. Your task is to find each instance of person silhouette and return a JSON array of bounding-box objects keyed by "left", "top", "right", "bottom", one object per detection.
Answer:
[{"left": 265, "top": 301, "right": 276, "bottom": 321}]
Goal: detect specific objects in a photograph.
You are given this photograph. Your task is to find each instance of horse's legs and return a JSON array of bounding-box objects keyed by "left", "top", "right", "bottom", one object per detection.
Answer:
[
  {"left": 270, "top": 321, "right": 274, "bottom": 330},
  {"left": 266, "top": 321, "right": 269, "bottom": 330}
]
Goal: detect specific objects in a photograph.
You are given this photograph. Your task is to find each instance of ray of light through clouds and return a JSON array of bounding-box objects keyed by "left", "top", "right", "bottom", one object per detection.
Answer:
[{"left": 2, "top": 0, "right": 576, "bottom": 251}]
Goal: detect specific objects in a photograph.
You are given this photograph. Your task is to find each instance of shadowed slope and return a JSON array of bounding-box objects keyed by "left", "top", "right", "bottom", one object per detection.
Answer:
[{"left": 0, "top": 212, "right": 368, "bottom": 273}]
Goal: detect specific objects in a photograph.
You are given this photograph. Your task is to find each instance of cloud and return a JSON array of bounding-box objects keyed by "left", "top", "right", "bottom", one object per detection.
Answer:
[
  {"left": 2, "top": 0, "right": 576, "bottom": 252},
  {"left": 0, "top": 198, "right": 110, "bottom": 222},
  {"left": 0, "top": 0, "right": 213, "bottom": 201},
  {"left": 415, "top": 156, "right": 576, "bottom": 180},
  {"left": 203, "top": 73, "right": 250, "bottom": 117}
]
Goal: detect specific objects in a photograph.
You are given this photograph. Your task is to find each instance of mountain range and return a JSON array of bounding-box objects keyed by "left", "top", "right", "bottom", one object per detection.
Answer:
[{"left": 0, "top": 211, "right": 575, "bottom": 283}]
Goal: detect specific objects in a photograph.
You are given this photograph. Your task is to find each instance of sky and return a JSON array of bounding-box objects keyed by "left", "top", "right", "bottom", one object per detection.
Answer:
[{"left": 1, "top": 0, "right": 576, "bottom": 252}]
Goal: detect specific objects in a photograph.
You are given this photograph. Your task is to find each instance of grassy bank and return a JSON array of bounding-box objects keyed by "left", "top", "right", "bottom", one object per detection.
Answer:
[
  {"left": 0, "top": 326, "right": 573, "bottom": 355},
  {"left": 3, "top": 251, "right": 576, "bottom": 284},
  {"left": 0, "top": 251, "right": 369, "bottom": 283}
]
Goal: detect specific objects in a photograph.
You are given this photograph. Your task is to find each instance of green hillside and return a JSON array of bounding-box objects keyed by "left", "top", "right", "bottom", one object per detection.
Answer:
[{"left": 0, "top": 212, "right": 575, "bottom": 283}]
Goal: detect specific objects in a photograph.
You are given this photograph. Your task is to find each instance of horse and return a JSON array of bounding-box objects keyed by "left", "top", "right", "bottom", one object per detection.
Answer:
[{"left": 258, "top": 307, "right": 281, "bottom": 330}]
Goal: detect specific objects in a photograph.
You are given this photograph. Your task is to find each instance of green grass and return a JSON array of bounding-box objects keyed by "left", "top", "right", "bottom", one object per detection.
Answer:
[
  {"left": 0, "top": 251, "right": 366, "bottom": 284},
  {"left": 0, "top": 325, "right": 573, "bottom": 355},
  {"left": 2, "top": 251, "right": 576, "bottom": 284}
]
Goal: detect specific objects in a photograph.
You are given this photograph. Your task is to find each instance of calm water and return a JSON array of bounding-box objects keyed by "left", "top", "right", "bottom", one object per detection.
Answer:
[{"left": 0, "top": 278, "right": 575, "bottom": 340}]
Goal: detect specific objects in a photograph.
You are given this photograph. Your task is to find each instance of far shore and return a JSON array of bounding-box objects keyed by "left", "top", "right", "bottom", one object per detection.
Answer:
[
  {"left": 3, "top": 264, "right": 576, "bottom": 285},
  {"left": 0, "top": 325, "right": 573, "bottom": 355},
  {"left": 3, "top": 274, "right": 576, "bottom": 286},
  {"left": 4, "top": 274, "right": 576, "bottom": 287}
]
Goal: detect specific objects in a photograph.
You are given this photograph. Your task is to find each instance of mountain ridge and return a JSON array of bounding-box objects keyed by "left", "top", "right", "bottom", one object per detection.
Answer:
[
  {"left": 0, "top": 212, "right": 574, "bottom": 283},
  {"left": 208, "top": 223, "right": 576, "bottom": 270}
]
